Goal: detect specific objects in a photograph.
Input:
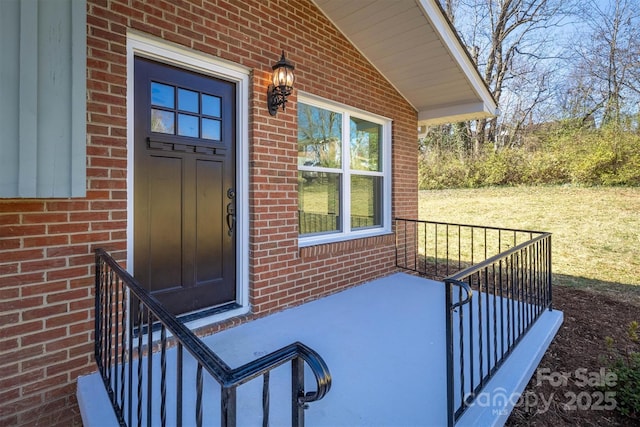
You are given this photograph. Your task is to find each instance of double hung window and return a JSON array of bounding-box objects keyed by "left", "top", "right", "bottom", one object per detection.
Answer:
[{"left": 297, "top": 94, "right": 391, "bottom": 246}]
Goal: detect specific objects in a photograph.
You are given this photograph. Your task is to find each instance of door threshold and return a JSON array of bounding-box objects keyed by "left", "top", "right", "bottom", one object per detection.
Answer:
[
  {"left": 134, "top": 302, "right": 246, "bottom": 337},
  {"left": 179, "top": 302, "right": 242, "bottom": 324}
]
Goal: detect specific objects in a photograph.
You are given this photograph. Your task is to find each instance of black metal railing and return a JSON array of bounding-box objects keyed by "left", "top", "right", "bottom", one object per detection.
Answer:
[
  {"left": 394, "top": 219, "right": 552, "bottom": 426},
  {"left": 95, "top": 249, "right": 331, "bottom": 427},
  {"left": 298, "top": 210, "right": 377, "bottom": 235}
]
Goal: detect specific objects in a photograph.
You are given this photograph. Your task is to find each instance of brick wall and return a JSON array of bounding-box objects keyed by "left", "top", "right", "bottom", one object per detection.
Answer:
[{"left": 0, "top": 0, "right": 418, "bottom": 425}]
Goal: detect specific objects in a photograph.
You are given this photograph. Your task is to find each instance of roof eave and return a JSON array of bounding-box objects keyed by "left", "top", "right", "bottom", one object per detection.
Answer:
[
  {"left": 311, "top": 0, "right": 498, "bottom": 124},
  {"left": 418, "top": 102, "right": 498, "bottom": 127},
  {"left": 415, "top": 0, "right": 497, "bottom": 123}
]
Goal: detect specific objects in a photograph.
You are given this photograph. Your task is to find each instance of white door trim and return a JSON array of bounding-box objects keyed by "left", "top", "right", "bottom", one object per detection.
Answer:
[{"left": 126, "top": 31, "right": 251, "bottom": 327}]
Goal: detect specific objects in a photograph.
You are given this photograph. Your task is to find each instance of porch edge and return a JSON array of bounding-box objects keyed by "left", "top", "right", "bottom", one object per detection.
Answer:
[{"left": 77, "top": 373, "right": 120, "bottom": 427}]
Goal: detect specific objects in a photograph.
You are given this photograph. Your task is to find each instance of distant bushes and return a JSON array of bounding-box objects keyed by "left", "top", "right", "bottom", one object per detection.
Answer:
[{"left": 419, "top": 124, "right": 640, "bottom": 189}]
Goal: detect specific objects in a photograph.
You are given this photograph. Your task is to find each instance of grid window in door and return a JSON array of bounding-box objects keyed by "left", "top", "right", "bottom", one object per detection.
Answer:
[{"left": 150, "top": 82, "right": 222, "bottom": 141}]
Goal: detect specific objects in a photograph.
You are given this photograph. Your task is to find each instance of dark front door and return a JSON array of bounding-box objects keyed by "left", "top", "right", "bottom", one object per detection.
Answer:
[{"left": 134, "top": 57, "right": 236, "bottom": 316}]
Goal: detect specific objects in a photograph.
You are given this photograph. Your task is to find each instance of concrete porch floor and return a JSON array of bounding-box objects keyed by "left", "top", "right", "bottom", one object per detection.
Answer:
[{"left": 78, "top": 272, "right": 563, "bottom": 426}]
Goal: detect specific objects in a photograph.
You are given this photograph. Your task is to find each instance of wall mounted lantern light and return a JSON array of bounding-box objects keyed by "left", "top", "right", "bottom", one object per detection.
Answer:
[{"left": 267, "top": 51, "right": 295, "bottom": 116}]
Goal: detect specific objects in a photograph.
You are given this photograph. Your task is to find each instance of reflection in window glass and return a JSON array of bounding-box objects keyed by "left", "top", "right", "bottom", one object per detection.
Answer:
[
  {"left": 202, "top": 95, "right": 221, "bottom": 117},
  {"left": 298, "top": 104, "right": 342, "bottom": 168},
  {"left": 351, "top": 175, "right": 382, "bottom": 229},
  {"left": 297, "top": 99, "right": 388, "bottom": 241},
  {"left": 151, "top": 109, "right": 175, "bottom": 134},
  {"left": 178, "top": 114, "right": 199, "bottom": 137},
  {"left": 149, "top": 82, "right": 225, "bottom": 141},
  {"left": 151, "top": 82, "right": 174, "bottom": 108},
  {"left": 298, "top": 172, "right": 341, "bottom": 235},
  {"left": 178, "top": 89, "right": 199, "bottom": 113},
  {"left": 350, "top": 117, "right": 381, "bottom": 171},
  {"left": 202, "top": 119, "right": 221, "bottom": 140}
]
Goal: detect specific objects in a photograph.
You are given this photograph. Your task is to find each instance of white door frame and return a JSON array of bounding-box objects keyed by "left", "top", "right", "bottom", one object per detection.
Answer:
[{"left": 126, "top": 31, "right": 251, "bottom": 328}]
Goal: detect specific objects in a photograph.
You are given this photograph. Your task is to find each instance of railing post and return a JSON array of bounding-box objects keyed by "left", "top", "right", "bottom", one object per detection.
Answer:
[
  {"left": 262, "top": 372, "right": 270, "bottom": 427},
  {"left": 221, "top": 386, "right": 236, "bottom": 427},
  {"left": 292, "top": 356, "right": 305, "bottom": 427},
  {"left": 547, "top": 236, "right": 553, "bottom": 311},
  {"left": 95, "top": 252, "right": 101, "bottom": 368},
  {"left": 445, "top": 280, "right": 454, "bottom": 427}
]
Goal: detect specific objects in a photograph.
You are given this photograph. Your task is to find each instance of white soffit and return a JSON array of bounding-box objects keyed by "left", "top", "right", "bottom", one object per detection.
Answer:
[{"left": 312, "top": 0, "right": 497, "bottom": 125}]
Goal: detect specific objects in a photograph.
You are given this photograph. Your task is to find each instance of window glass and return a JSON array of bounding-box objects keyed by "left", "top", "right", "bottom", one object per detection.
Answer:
[
  {"left": 202, "top": 94, "right": 221, "bottom": 117},
  {"left": 178, "top": 114, "right": 199, "bottom": 137},
  {"left": 202, "top": 118, "right": 221, "bottom": 140},
  {"left": 297, "top": 98, "right": 388, "bottom": 242},
  {"left": 298, "top": 104, "right": 342, "bottom": 169},
  {"left": 350, "top": 117, "right": 381, "bottom": 171},
  {"left": 151, "top": 83, "right": 174, "bottom": 108},
  {"left": 149, "top": 83, "right": 222, "bottom": 141},
  {"left": 298, "top": 172, "right": 341, "bottom": 235},
  {"left": 178, "top": 88, "right": 199, "bottom": 113},
  {"left": 351, "top": 175, "right": 382, "bottom": 229},
  {"left": 151, "top": 109, "right": 174, "bottom": 134}
]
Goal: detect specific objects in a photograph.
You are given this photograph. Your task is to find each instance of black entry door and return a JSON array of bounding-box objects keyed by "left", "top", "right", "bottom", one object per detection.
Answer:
[{"left": 134, "top": 57, "right": 236, "bottom": 316}]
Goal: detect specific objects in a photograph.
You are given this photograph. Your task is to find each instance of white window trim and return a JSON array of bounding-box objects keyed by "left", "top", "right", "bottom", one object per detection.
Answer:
[
  {"left": 297, "top": 92, "right": 393, "bottom": 248},
  {"left": 126, "top": 31, "right": 251, "bottom": 329}
]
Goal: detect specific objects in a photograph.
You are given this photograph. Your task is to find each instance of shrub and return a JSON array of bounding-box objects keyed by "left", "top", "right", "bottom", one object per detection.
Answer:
[
  {"left": 418, "top": 124, "right": 640, "bottom": 189},
  {"left": 524, "top": 152, "right": 571, "bottom": 185},
  {"left": 600, "top": 321, "right": 640, "bottom": 420},
  {"left": 571, "top": 141, "right": 618, "bottom": 185},
  {"left": 418, "top": 151, "right": 471, "bottom": 189},
  {"left": 479, "top": 150, "right": 526, "bottom": 186}
]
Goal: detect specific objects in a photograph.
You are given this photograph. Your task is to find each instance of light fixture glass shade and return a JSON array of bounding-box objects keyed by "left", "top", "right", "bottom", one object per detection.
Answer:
[
  {"left": 271, "top": 51, "right": 295, "bottom": 89},
  {"left": 268, "top": 51, "right": 295, "bottom": 115},
  {"left": 273, "top": 66, "right": 294, "bottom": 88}
]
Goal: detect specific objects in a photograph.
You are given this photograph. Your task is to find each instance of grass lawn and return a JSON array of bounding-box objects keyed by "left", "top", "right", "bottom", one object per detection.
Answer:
[{"left": 419, "top": 186, "right": 640, "bottom": 304}]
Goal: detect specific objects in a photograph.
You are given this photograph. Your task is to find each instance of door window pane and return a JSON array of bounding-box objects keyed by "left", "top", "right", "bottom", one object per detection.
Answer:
[
  {"left": 178, "top": 114, "right": 199, "bottom": 137},
  {"left": 298, "top": 104, "right": 342, "bottom": 168},
  {"left": 151, "top": 109, "right": 175, "bottom": 134},
  {"left": 178, "top": 88, "right": 199, "bottom": 113},
  {"left": 351, "top": 175, "right": 382, "bottom": 229},
  {"left": 202, "top": 118, "right": 221, "bottom": 140},
  {"left": 298, "top": 172, "right": 341, "bottom": 235},
  {"left": 350, "top": 117, "right": 381, "bottom": 171},
  {"left": 151, "top": 82, "right": 174, "bottom": 108},
  {"left": 202, "top": 94, "right": 221, "bottom": 117}
]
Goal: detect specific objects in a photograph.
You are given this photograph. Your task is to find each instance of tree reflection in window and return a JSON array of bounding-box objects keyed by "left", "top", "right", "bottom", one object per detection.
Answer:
[{"left": 298, "top": 104, "right": 342, "bottom": 169}]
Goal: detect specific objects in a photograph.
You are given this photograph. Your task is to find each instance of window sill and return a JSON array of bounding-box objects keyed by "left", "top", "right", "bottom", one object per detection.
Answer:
[{"left": 298, "top": 230, "right": 394, "bottom": 258}]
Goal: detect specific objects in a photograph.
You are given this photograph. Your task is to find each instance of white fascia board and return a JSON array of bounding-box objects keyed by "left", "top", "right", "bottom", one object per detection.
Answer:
[{"left": 418, "top": 101, "right": 497, "bottom": 126}]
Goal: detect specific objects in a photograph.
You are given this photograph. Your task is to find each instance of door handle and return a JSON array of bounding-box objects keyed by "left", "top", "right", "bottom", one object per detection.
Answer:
[
  {"left": 226, "top": 202, "right": 236, "bottom": 236},
  {"left": 226, "top": 188, "right": 236, "bottom": 237}
]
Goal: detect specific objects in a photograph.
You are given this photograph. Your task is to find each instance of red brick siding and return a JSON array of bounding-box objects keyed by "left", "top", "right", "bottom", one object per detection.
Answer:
[
  {"left": 0, "top": 197, "right": 124, "bottom": 426},
  {"left": 0, "top": 0, "right": 419, "bottom": 425}
]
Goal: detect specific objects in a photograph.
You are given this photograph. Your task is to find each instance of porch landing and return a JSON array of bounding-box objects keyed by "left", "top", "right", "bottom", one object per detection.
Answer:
[{"left": 78, "top": 273, "right": 563, "bottom": 426}]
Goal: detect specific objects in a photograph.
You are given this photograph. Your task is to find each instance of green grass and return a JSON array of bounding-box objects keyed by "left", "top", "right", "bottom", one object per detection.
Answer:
[{"left": 419, "top": 186, "right": 640, "bottom": 304}]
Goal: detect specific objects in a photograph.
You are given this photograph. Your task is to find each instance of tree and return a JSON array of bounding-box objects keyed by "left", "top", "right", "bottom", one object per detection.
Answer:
[
  {"left": 438, "top": 0, "right": 575, "bottom": 151},
  {"left": 562, "top": 0, "right": 640, "bottom": 128}
]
